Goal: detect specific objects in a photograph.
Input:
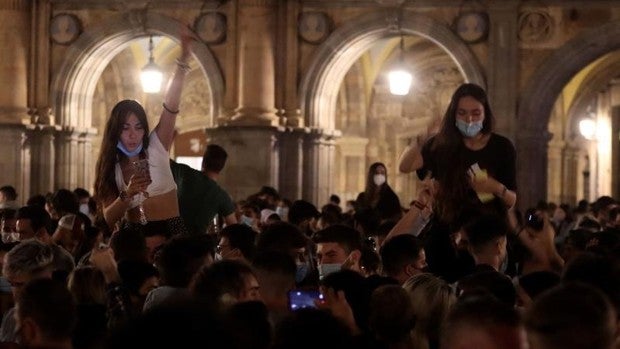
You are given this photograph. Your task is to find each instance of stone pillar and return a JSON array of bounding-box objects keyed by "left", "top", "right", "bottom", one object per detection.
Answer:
[
  {"left": 231, "top": 0, "right": 278, "bottom": 126},
  {"left": 487, "top": 1, "right": 519, "bottom": 141},
  {"left": 303, "top": 130, "right": 338, "bottom": 206},
  {"left": 0, "top": 0, "right": 29, "bottom": 124},
  {"left": 206, "top": 126, "right": 281, "bottom": 202},
  {"left": 275, "top": 0, "right": 302, "bottom": 128},
  {"left": 278, "top": 128, "right": 305, "bottom": 201},
  {"left": 547, "top": 139, "right": 564, "bottom": 204},
  {"left": 561, "top": 144, "right": 581, "bottom": 205},
  {"left": 55, "top": 129, "right": 80, "bottom": 191},
  {"left": 26, "top": 124, "right": 57, "bottom": 196},
  {"left": 0, "top": 125, "right": 28, "bottom": 204},
  {"left": 516, "top": 129, "right": 551, "bottom": 211}
]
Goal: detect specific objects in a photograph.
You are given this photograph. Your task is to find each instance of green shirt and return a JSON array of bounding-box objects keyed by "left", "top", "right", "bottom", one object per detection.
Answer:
[{"left": 170, "top": 160, "right": 235, "bottom": 235}]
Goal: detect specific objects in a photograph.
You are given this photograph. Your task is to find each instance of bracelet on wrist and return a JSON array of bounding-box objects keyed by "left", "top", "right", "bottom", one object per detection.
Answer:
[
  {"left": 162, "top": 103, "right": 179, "bottom": 114},
  {"left": 175, "top": 58, "right": 191, "bottom": 72},
  {"left": 412, "top": 200, "right": 427, "bottom": 210}
]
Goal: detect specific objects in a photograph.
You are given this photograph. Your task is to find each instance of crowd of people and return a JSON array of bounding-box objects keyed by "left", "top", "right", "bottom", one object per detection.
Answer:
[{"left": 0, "top": 32, "right": 619, "bottom": 349}]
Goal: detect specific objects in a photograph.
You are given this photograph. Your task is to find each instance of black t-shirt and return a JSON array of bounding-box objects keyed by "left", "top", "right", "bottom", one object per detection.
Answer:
[{"left": 417, "top": 133, "right": 516, "bottom": 220}]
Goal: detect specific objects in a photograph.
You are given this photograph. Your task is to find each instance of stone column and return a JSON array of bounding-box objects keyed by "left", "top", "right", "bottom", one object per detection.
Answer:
[
  {"left": 487, "top": 1, "right": 519, "bottom": 141},
  {"left": 561, "top": 144, "right": 581, "bottom": 205},
  {"left": 278, "top": 128, "right": 305, "bottom": 201},
  {"left": 231, "top": 0, "right": 278, "bottom": 126},
  {"left": 516, "top": 128, "right": 551, "bottom": 211},
  {"left": 303, "top": 130, "right": 338, "bottom": 206},
  {"left": 206, "top": 126, "right": 281, "bottom": 202},
  {"left": 26, "top": 124, "right": 57, "bottom": 196},
  {"left": 0, "top": 0, "right": 29, "bottom": 124},
  {"left": 55, "top": 129, "right": 80, "bottom": 191},
  {"left": 547, "top": 139, "right": 564, "bottom": 204}
]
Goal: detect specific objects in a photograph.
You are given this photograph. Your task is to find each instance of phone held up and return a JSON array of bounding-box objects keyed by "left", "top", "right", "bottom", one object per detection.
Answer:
[
  {"left": 525, "top": 208, "right": 544, "bottom": 231},
  {"left": 287, "top": 289, "right": 324, "bottom": 311}
]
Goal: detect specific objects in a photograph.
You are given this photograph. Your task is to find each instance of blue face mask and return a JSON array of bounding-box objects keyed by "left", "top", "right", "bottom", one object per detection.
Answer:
[
  {"left": 117, "top": 141, "right": 143, "bottom": 157},
  {"left": 455, "top": 119, "right": 483, "bottom": 138},
  {"left": 318, "top": 263, "right": 341, "bottom": 280},
  {"left": 240, "top": 215, "right": 254, "bottom": 227},
  {"left": 295, "top": 263, "right": 309, "bottom": 283}
]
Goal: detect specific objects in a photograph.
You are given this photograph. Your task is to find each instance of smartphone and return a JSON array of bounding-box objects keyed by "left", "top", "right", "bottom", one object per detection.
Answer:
[
  {"left": 525, "top": 209, "right": 544, "bottom": 231},
  {"left": 132, "top": 159, "right": 150, "bottom": 176},
  {"left": 287, "top": 289, "right": 324, "bottom": 311}
]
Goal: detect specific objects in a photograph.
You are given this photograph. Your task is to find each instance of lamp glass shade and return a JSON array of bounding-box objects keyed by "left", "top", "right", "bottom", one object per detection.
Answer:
[
  {"left": 388, "top": 70, "right": 412, "bottom": 96},
  {"left": 579, "top": 118, "right": 597, "bottom": 140},
  {"left": 140, "top": 61, "right": 163, "bottom": 94}
]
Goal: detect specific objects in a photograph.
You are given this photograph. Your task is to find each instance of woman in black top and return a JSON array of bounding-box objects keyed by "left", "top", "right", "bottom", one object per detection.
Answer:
[
  {"left": 398, "top": 83, "right": 517, "bottom": 281},
  {"left": 356, "top": 162, "right": 402, "bottom": 223}
]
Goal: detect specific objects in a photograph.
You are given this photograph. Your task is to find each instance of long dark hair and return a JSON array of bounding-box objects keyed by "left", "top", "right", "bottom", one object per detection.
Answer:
[
  {"left": 94, "top": 100, "right": 150, "bottom": 205},
  {"left": 432, "top": 83, "right": 495, "bottom": 224},
  {"left": 364, "top": 162, "right": 387, "bottom": 204}
]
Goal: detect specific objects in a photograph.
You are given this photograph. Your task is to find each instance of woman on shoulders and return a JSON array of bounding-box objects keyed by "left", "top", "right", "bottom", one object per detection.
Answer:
[
  {"left": 94, "top": 29, "right": 194, "bottom": 234},
  {"left": 398, "top": 83, "right": 516, "bottom": 227}
]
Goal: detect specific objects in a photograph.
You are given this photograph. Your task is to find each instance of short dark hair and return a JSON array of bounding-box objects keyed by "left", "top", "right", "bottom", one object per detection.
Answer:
[
  {"left": 525, "top": 283, "right": 616, "bottom": 349},
  {"left": 457, "top": 271, "right": 516, "bottom": 307},
  {"left": 464, "top": 214, "right": 509, "bottom": 254},
  {"left": 256, "top": 222, "right": 307, "bottom": 253},
  {"left": 15, "top": 205, "right": 51, "bottom": 233},
  {"left": 288, "top": 200, "right": 320, "bottom": 226},
  {"left": 329, "top": 194, "right": 341, "bottom": 205},
  {"left": 157, "top": 235, "right": 215, "bottom": 288},
  {"left": 191, "top": 259, "right": 256, "bottom": 301},
  {"left": 0, "top": 186, "right": 17, "bottom": 201},
  {"left": 73, "top": 188, "right": 91, "bottom": 200},
  {"left": 220, "top": 224, "right": 258, "bottom": 261},
  {"left": 442, "top": 294, "right": 520, "bottom": 349},
  {"left": 252, "top": 250, "right": 296, "bottom": 280},
  {"left": 202, "top": 144, "right": 228, "bottom": 173},
  {"left": 19, "top": 278, "right": 77, "bottom": 341},
  {"left": 51, "top": 189, "right": 80, "bottom": 215},
  {"left": 380, "top": 235, "right": 424, "bottom": 277},
  {"left": 313, "top": 225, "right": 363, "bottom": 255},
  {"left": 26, "top": 194, "right": 46, "bottom": 209}
]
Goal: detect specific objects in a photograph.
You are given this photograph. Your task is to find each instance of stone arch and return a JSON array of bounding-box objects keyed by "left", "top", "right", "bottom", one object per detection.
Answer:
[
  {"left": 300, "top": 10, "right": 485, "bottom": 131},
  {"left": 51, "top": 11, "right": 225, "bottom": 129},
  {"left": 517, "top": 20, "right": 620, "bottom": 209}
]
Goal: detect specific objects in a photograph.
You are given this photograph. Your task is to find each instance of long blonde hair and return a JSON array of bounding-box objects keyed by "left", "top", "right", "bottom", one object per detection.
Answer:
[{"left": 403, "top": 273, "right": 456, "bottom": 349}]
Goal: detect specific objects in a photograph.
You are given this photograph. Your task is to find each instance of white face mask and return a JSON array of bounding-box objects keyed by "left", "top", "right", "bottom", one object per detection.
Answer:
[
  {"left": 318, "top": 263, "right": 342, "bottom": 280},
  {"left": 373, "top": 174, "right": 386, "bottom": 186},
  {"left": 79, "top": 203, "right": 90, "bottom": 215}
]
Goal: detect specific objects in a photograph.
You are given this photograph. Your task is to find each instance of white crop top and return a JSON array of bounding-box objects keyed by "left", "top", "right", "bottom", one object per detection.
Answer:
[{"left": 115, "top": 132, "right": 177, "bottom": 208}]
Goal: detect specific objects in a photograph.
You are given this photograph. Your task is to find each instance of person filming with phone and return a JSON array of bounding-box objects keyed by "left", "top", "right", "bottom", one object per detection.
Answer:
[{"left": 94, "top": 29, "right": 194, "bottom": 234}]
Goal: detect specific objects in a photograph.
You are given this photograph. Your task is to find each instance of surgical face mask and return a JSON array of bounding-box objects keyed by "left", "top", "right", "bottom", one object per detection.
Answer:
[
  {"left": 276, "top": 206, "right": 289, "bottom": 220},
  {"left": 116, "top": 141, "right": 143, "bottom": 157},
  {"left": 240, "top": 215, "right": 254, "bottom": 227},
  {"left": 79, "top": 203, "right": 90, "bottom": 215},
  {"left": 455, "top": 119, "right": 483, "bottom": 138},
  {"left": 318, "top": 263, "right": 341, "bottom": 280},
  {"left": 373, "top": 174, "right": 386, "bottom": 186},
  {"left": 295, "top": 263, "right": 309, "bottom": 283}
]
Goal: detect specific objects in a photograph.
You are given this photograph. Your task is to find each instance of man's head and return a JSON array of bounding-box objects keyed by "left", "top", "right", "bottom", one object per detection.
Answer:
[
  {"left": 252, "top": 251, "right": 296, "bottom": 314},
  {"left": 380, "top": 235, "right": 427, "bottom": 284},
  {"left": 0, "top": 185, "right": 17, "bottom": 205},
  {"left": 525, "top": 283, "right": 617, "bottom": 349},
  {"left": 463, "top": 214, "right": 509, "bottom": 271},
  {"left": 288, "top": 200, "right": 320, "bottom": 230},
  {"left": 16, "top": 278, "right": 77, "bottom": 347},
  {"left": 202, "top": 144, "right": 228, "bottom": 175},
  {"left": 441, "top": 294, "right": 525, "bottom": 349},
  {"left": 156, "top": 235, "right": 215, "bottom": 288},
  {"left": 313, "top": 225, "right": 363, "bottom": 278},
  {"left": 218, "top": 224, "right": 258, "bottom": 263},
  {"left": 15, "top": 205, "right": 51, "bottom": 241},
  {"left": 3, "top": 239, "right": 55, "bottom": 300},
  {"left": 191, "top": 259, "right": 261, "bottom": 305}
]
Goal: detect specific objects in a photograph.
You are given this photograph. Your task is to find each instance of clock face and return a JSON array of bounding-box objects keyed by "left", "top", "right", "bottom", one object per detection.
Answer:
[
  {"left": 50, "top": 13, "right": 82, "bottom": 45},
  {"left": 454, "top": 11, "right": 489, "bottom": 44}
]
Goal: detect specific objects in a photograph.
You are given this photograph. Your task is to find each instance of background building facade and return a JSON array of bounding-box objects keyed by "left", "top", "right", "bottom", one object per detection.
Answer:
[{"left": 1, "top": 0, "right": 620, "bottom": 210}]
